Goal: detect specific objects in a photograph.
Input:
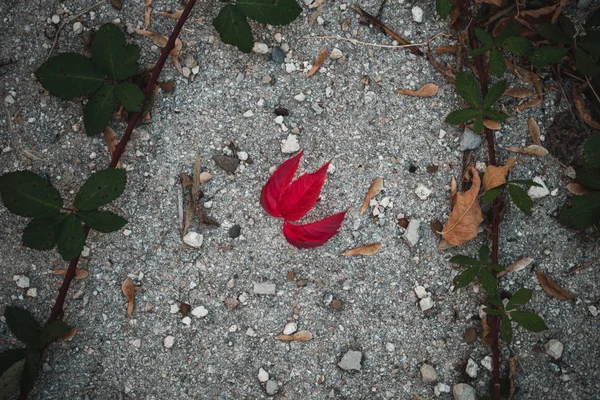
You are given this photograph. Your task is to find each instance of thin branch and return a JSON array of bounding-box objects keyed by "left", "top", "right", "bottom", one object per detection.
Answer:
[
  {"left": 567, "top": 254, "right": 600, "bottom": 274},
  {"left": 305, "top": 33, "right": 450, "bottom": 49}
]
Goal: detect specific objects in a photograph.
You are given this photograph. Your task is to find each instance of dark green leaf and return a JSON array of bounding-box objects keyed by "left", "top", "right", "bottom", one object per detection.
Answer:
[
  {"left": 559, "top": 16, "right": 576, "bottom": 42},
  {"left": 475, "top": 28, "right": 494, "bottom": 46},
  {"left": 531, "top": 46, "right": 569, "bottom": 68},
  {"left": 114, "top": 82, "right": 143, "bottom": 112},
  {"left": 91, "top": 23, "right": 140, "bottom": 80},
  {"left": 83, "top": 84, "right": 116, "bottom": 135},
  {"left": 450, "top": 255, "right": 481, "bottom": 266},
  {"left": 575, "top": 48, "right": 600, "bottom": 78},
  {"left": 74, "top": 168, "right": 127, "bottom": 211},
  {"left": 40, "top": 321, "right": 70, "bottom": 346},
  {"left": 483, "top": 307, "right": 502, "bottom": 315},
  {"left": 478, "top": 245, "right": 490, "bottom": 263},
  {"left": 4, "top": 307, "right": 41, "bottom": 348},
  {"left": 20, "top": 349, "right": 39, "bottom": 394},
  {"left": 500, "top": 314, "right": 513, "bottom": 343},
  {"left": 483, "top": 80, "right": 506, "bottom": 110},
  {"left": 445, "top": 108, "right": 479, "bottom": 124},
  {"left": 22, "top": 214, "right": 66, "bottom": 250},
  {"left": 212, "top": 5, "right": 253, "bottom": 53},
  {"left": 469, "top": 47, "right": 491, "bottom": 56},
  {"left": 436, "top": 0, "right": 451, "bottom": 19},
  {"left": 576, "top": 167, "right": 600, "bottom": 190},
  {"left": 503, "top": 37, "right": 534, "bottom": 57},
  {"left": 490, "top": 264, "right": 505, "bottom": 272},
  {"left": 57, "top": 214, "right": 85, "bottom": 261},
  {"left": 474, "top": 113, "right": 484, "bottom": 133},
  {"left": 236, "top": 0, "right": 302, "bottom": 25},
  {"left": 455, "top": 71, "right": 481, "bottom": 107},
  {"left": 483, "top": 109, "right": 508, "bottom": 122},
  {"left": 496, "top": 22, "right": 522, "bottom": 44},
  {"left": 453, "top": 266, "right": 479, "bottom": 290},
  {"left": 0, "top": 348, "right": 26, "bottom": 396},
  {"left": 558, "top": 192, "right": 600, "bottom": 228},
  {"left": 76, "top": 210, "right": 127, "bottom": 233},
  {"left": 585, "top": 10, "right": 600, "bottom": 32},
  {"left": 34, "top": 53, "right": 104, "bottom": 101},
  {"left": 536, "top": 23, "right": 571, "bottom": 44},
  {"left": 510, "top": 311, "right": 548, "bottom": 332},
  {"left": 508, "top": 183, "right": 533, "bottom": 214},
  {"left": 489, "top": 47, "right": 505, "bottom": 77},
  {"left": 482, "top": 185, "right": 503, "bottom": 204},
  {"left": 0, "top": 171, "right": 63, "bottom": 218},
  {"left": 509, "top": 179, "right": 542, "bottom": 187},
  {"left": 579, "top": 37, "right": 600, "bottom": 59},
  {"left": 488, "top": 294, "right": 503, "bottom": 308},
  {"left": 583, "top": 134, "right": 600, "bottom": 168},
  {"left": 479, "top": 268, "right": 498, "bottom": 298},
  {"left": 0, "top": 349, "right": 26, "bottom": 376},
  {"left": 506, "top": 288, "right": 532, "bottom": 310}
]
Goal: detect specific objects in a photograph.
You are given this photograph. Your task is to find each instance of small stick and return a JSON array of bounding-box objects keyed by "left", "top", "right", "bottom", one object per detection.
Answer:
[
  {"left": 567, "top": 254, "right": 600, "bottom": 274},
  {"left": 351, "top": 5, "right": 424, "bottom": 56}
]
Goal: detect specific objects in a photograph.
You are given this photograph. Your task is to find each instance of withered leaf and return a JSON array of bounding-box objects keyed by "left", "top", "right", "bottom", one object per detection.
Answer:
[
  {"left": 508, "top": 355, "right": 519, "bottom": 400},
  {"left": 342, "top": 242, "right": 382, "bottom": 256},
  {"left": 450, "top": 177, "right": 457, "bottom": 209},
  {"left": 396, "top": 83, "right": 439, "bottom": 97},
  {"left": 398, "top": 217, "right": 410, "bottom": 228},
  {"left": 505, "top": 145, "right": 548, "bottom": 157},
  {"left": 159, "top": 81, "right": 175, "bottom": 92},
  {"left": 103, "top": 127, "right": 120, "bottom": 168},
  {"left": 213, "top": 155, "right": 239, "bottom": 173},
  {"left": 360, "top": 178, "right": 383, "bottom": 215},
  {"left": 179, "top": 302, "right": 191, "bottom": 316},
  {"left": 528, "top": 118, "right": 542, "bottom": 146},
  {"left": 476, "top": 0, "right": 503, "bottom": 5},
  {"left": 275, "top": 330, "right": 313, "bottom": 341},
  {"left": 192, "top": 157, "right": 201, "bottom": 203},
  {"left": 566, "top": 183, "right": 592, "bottom": 196},
  {"left": 503, "top": 88, "right": 534, "bottom": 98},
  {"left": 307, "top": 49, "right": 327, "bottom": 77},
  {"left": 52, "top": 269, "right": 89, "bottom": 280},
  {"left": 440, "top": 167, "right": 484, "bottom": 246},
  {"left": 430, "top": 219, "right": 443, "bottom": 234},
  {"left": 158, "top": 9, "right": 183, "bottom": 19},
  {"left": 481, "top": 316, "right": 492, "bottom": 346},
  {"left": 435, "top": 45, "right": 458, "bottom": 54},
  {"left": 573, "top": 86, "right": 600, "bottom": 130},
  {"left": 483, "top": 119, "right": 501, "bottom": 130},
  {"left": 483, "top": 157, "right": 515, "bottom": 192},
  {"left": 179, "top": 172, "right": 193, "bottom": 189},
  {"left": 515, "top": 98, "right": 542, "bottom": 113},
  {"left": 122, "top": 278, "right": 135, "bottom": 317},
  {"left": 497, "top": 257, "right": 533, "bottom": 278},
  {"left": 536, "top": 271, "right": 574, "bottom": 300},
  {"left": 58, "top": 327, "right": 78, "bottom": 342},
  {"left": 134, "top": 29, "right": 183, "bottom": 72}
]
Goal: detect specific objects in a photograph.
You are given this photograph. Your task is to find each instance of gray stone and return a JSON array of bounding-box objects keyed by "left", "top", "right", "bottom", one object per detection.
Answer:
[
  {"left": 212, "top": 155, "right": 239, "bottom": 173},
  {"left": 420, "top": 363, "right": 438, "bottom": 383},
  {"left": 403, "top": 219, "right": 421, "bottom": 247},
  {"left": 420, "top": 297, "right": 434, "bottom": 311},
  {"left": 253, "top": 282, "right": 276, "bottom": 295},
  {"left": 182, "top": 232, "right": 203, "bottom": 248},
  {"left": 453, "top": 383, "right": 476, "bottom": 400},
  {"left": 528, "top": 177, "right": 550, "bottom": 199},
  {"left": 435, "top": 383, "right": 451, "bottom": 396},
  {"left": 228, "top": 224, "right": 241, "bottom": 239},
  {"left": 460, "top": 128, "right": 482, "bottom": 151},
  {"left": 270, "top": 47, "right": 286, "bottom": 63},
  {"left": 414, "top": 285, "right": 428, "bottom": 299},
  {"left": 257, "top": 368, "right": 269, "bottom": 382},
  {"left": 465, "top": 358, "right": 478, "bottom": 378},
  {"left": 265, "top": 379, "right": 278, "bottom": 395},
  {"left": 338, "top": 350, "right": 362, "bottom": 371},
  {"left": 545, "top": 339, "right": 564, "bottom": 359}
]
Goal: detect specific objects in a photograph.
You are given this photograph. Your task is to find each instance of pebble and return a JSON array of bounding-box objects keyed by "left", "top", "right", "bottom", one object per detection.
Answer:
[
  {"left": 460, "top": 128, "right": 482, "bottom": 151},
  {"left": 435, "top": 383, "right": 451, "bottom": 396},
  {"left": 73, "top": 22, "right": 83, "bottom": 35},
  {"left": 243, "top": 110, "right": 254, "bottom": 118},
  {"left": 281, "top": 134, "right": 300, "bottom": 153},
  {"left": 453, "top": 383, "right": 476, "bottom": 400},
  {"left": 192, "top": 66, "right": 200, "bottom": 75},
  {"left": 545, "top": 339, "right": 563, "bottom": 359},
  {"left": 123, "top": 229, "right": 132, "bottom": 236},
  {"left": 237, "top": 151, "right": 248, "bottom": 161},
  {"left": 466, "top": 358, "right": 478, "bottom": 378},
  {"left": 199, "top": 171, "right": 212, "bottom": 184},
  {"left": 258, "top": 368, "right": 269, "bottom": 382},
  {"left": 294, "top": 93, "right": 306, "bottom": 102},
  {"left": 564, "top": 166, "right": 576, "bottom": 179},
  {"left": 163, "top": 336, "right": 175, "bottom": 349},
  {"left": 312, "top": 103, "right": 324, "bottom": 114},
  {"left": 463, "top": 327, "right": 477, "bottom": 344},
  {"left": 271, "top": 47, "right": 286, "bottom": 63},
  {"left": 330, "top": 48, "right": 343, "bottom": 60},
  {"left": 285, "top": 63, "right": 296, "bottom": 73},
  {"left": 481, "top": 356, "right": 492, "bottom": 371},
  {"left": 386, "top": 342, "right": 395, "bottom": 352},
  {"left": 252, "top": 42, "right": 269, "bottom": 54},
  {"left": 420, "top": 363, "right": 438, "bottom": 383},
  {"left": 589, "top": 305, "right": 598, "bottom": 317},
  {"left": 26, "top": 288, "right": 37, "bottom": 297},
  {"left": 414, "top": 285, "right": 428, "bottom": 299},
  {"left": 228, "top": 224, "right": 241, "bottom": 239},
  {"left": 81, "top": 246, "right": 90, "bottom": 257},
  {"left": 130, "top": 339, "right": 141, "bottom": 348},
  {"left": 246, "top": 327, "right": 257, "bottom": 337},
  {"left": 338, "top": 350, "right": 362, "bottom": 371},
  {"left": 182, "top": 316, "right": 191, "bottom": 326},
  {"left": 4, "top": 95, "right": 14, "bottom": 105},
  {"left": 51, "top": 14, "right": 60, "bottom": 24},
  {"left": 183, "top": 232, "right": 203, "bottom": 248},
  {"left": 420, "top": 297, "right": 434, "bottom": 311},
  {"left": 283, "top": 322, "right": 297, "bottom": 335},
  {"left": 191, "top": 306, "right": 208, "bottom": 318},
  {"left": 16, "top": 276, "right": 30, "bottom": 288},
  {"left": 254, "top": 282, "right": 276, "bottom": 295},
  {"left": 169, "top": 304, "right": 179, "bottom": 314},
  {"left": 213, "top": 155, "right": 239, "bottom": 173},
  {"left": 266, "top": 380, "right": 278, "bottom": 395},
  {"left": 274, "top": 115, "right": 284, "bottom": 124},
  {"left": 528, "top": 177, "right": 550, "bottom": 199},
  {"left": 403, "top": 219, "right": 421, "bottom": 247},
  {"left": 414, "top": 184, "right": 432, "bottom": 200},
  {"left": 412, "top": 6, "right": 424, "bottom": 23}
]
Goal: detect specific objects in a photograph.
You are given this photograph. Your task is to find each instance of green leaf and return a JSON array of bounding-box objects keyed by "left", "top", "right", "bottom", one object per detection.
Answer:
[
  {"left": 558, "top": 192, "right": 600, "bottom": 228},
  {"left": 57, "top": 214, "right": 85, "bottom": 261},
  {"left": 496, "top": 22, "right": 522, "bottom": 44},
  {"left": 478, "top": 245, "right": 490, "bottom": 263},
  {"left": 0, "top": 349, "right": 26, "bottom": 398},
  {"left": 455, "top": 71, "right": 481, "bottom": 107},
  {"left": 503, "top": 37, "right": 534, "bottom": 57},
  {"left": 436, "top": 0, "right": 451, "bottom": 18},
  {"left": 445, "top": 108, "right": 479, "bottom": 124},
  {"left": 510, "top": 311, "right": 548, "bottom": 332},
  {"left": 450, "top": 255, "right": 481, "bottom": 266},
  {"left": 91, "top": 23, "right": 140, "bottom": 80},
  {"left": 500, "top": 314, "right": 513, "bottom": 343},
  {"left": 479, "top": 268, "right": 498, "bottom": 298},
  {"left": 4, "top": 307, "right": 41, "bottom": 348},
  {"left": 74, "top": 168, "right": 127, "bottom": 211},
  {"left": 490, "top": 263, "right": 505, "bottom": 272},
  {"left": 483, "top": 80, "right": 506, "bottom": 110},
  {"left": 453, "top": 266, "right": 479, "bottom": 290},
  {"left": 40, "top": 321, "right": 69, "bottom": 346},
  {"left": 531, "top": 46, "right": 569, "bottom": 68},
  {"left": 489, "top": 48, "right": 505, "bottom": 77},
  {"left": 482, "top": 108, "right": 508, "bottom": 122},
  {"left": 0, "top": 171, "right": 63, "bottom": 218},
  {"left": 508, "top": 183, "right": 533, "bottom": 214},
  {"left": 475, "top": 28, "right": 494, "bottom": 46},
  {"left": 583, "top": 134, "right": 600, "bottom": 168},
  {"left": 585, "top": 9, "right": 600, "bottom": 32},
  {"left": 506, "top": 288, "right": 532, "bottom": 310},
  {"left": 236, "top": 0, "right": 302, "bottom": 25},
  {"left": 34, "top": 53, "right": 104, "bottom": 101},
  {"left": 482, "top": 185, "right": 503, "bottom": 204},
  {"left": 469, "top": 47, "right": 491, "bottom": 56},
  {"left": 212, "top": 5, "right": 254, "bottom": 53},
  {"left": 76, "top": 210, "right": 127, "bottom": 233},
  {"left": 483, "top": 307, "right": 502, "bottom": 315},
  {"left": 83, "top": 83, "right": 116, "bottom": 135},
  {"left": 559, "top": 16, "right": 576, "bottom": 42},
  {"left": 509, "top": 179, "right": 542, "bottom": 187},
  {"left": 22, "top": 214, "right": 66, "bottom": 251},
  {"left": 20, "top": 349, "right": 40, "bottom": 394},
  {"left": 474, "top": 113, "right": 484, "bottom": 133},
  {"left": 114, "top": 82, "right": 143, "bottom": 112},
  {"left": 576, "top": 167, "right": 600, "bottom": 190},
  {"left": 575, "top": 48, "right": 600, "bottom": 78},
  {"left": 579, "top": 38, "right": 600, "bottom": 59},
  {"left": 536, "top": 23, "right": 571, "bottom": 44}
]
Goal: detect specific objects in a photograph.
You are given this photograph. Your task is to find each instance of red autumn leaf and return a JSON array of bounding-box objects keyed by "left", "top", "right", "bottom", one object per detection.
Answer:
[
  {"left": 260, "top": 151, "right": 304, "bottom": 217},
  {"left": 283, "top": 210, "right": 347, "bottom": 248},
  {"left": 278, "top": 161, "right": 330, "bottom": 221}
]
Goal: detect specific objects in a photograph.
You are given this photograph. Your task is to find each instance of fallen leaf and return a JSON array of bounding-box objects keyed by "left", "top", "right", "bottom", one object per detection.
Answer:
[
  {"left": 508, "top": 355, "right": 519, "bottom": 400},
  {"left": 573, "top": 86, "right": 600, "bottom": 130},
  {"left": 481, "top": 316, "right": 492, "bottom": 346},
  {"left": 566, "top": 183, "right": 592, "bottom": 196},
  {"left": 261, "top": 151, "right": 304, "bottom": 218},
  {"left": 528, "top": 118, "right": 542, "bottom": 146},
  {"left": 399, "top": 217, "right": 410, "bottom": 228},
  {"left": 435, "top": 45, "right": 458, "bottom": 54},
  {"left": 159, "top": 81, "right": 175, "bottom": 92},
  {"left": 224, "top": 297, "right": 240, "bottom": 311},
  {"left": 427, "top": 48, "right": 456, "bottom": 84},
  {"left": 439, "top": 167, "right": 484, "bottom": 246},
  {"left": 286, "top": 270, "right": 295, "bottom": 280},
  {"left": 536, "top": 271, "right": 574, "bottom": 300},
  {"left": 497, "top": 257, "right": 533, "bottom": 278},
  {"left": 278, "top": 161, "right": 330, "bottom": 221},
  {"left": 505, "top": 145, "right": 548, "bottom": 157},
  {"left": 192, "top": 157, "right": 201, "bottom": 204},
  {"left": 503, "top": 88, "right": 534, "bottom": 98},
  {"left": 51, "top": 269, "right": 89, "bottom": 280},
  {"left": 483, "top": 157, "right": 515, "bottom": 192},
  {"left": 307, "top": 49, "right": 327, "bottom": 77},
  {"left": 430, "top": 219, "right": 443, "bottom": 234},
  {"left": 342, "top": 242, "right": 382, "bottom": 256},
  {"left": 449, "top": 0, "right": 463, "bottom": 31},
  {"left": 283, "top": 211, "right": 347, "bottom": 249},
  {"left": 275, "top": 330, "right": 313, "bottom": 341},
  {"left": 158, "top": 9, "right": 183, "bottom": 19},
  {"left": 144, "top": 6, "right": 152, "bottom": 29},
  {"left": 331, "top": 299, "right": 342, "bottom": 310},
  {"left": 396, "top": 83, "right": 439, "bottom": 97},
  {"left": 122, "top": 278, "right": 135, "bottom": 317},
  {"left": 103, "top": 127, "right": 121, "bottom": 168},
  {"left": 58, "top": 327, "right": 78, "bottom": 342},
  {"left": 515, "top": 98, "right": 542, "bottom": 113},
  {"left": 111, "top": 0, "right": 123, "bottom": 10},
  {"left": 134, "top": 29, "right": 183, "bottom": 72},
  {"left": 360, "top": 178, "right": 383, "bottom": 215},
  {"left": 483, "top": 119, "right": 501, "bottom": 130}
]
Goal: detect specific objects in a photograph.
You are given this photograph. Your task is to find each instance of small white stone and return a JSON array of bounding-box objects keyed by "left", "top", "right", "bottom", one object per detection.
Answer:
[
  {"left": 274, "top": 115, "right": 284, "bottom": 124},
  {"left": 80, "top": 246, "right": 90, "bottom": 257},
  {"left": 237, "top": 151, "right": 248, "bottom": 161},
  {"left": 340, "top": 3, "right": 347, "bottom": 10},
  {"left": 243, "top": 110, "right": 254, "bottom": 118},
  {"left": 330, "top": 48, "right": 343, "bottom": 60},
  {"left": 204, "top": 201, "right": 212, "bottom": 209},
  {"left": 281, "top": 134, "right": 300, "bottom": 153},
  {"left": 274, "top": 33, "right": 283, "bottom": 42},
  {"left": 528, "top": 177, "right": 550, "bottom": 199},
  {"left": 199, "top": 171, "right": 212, "bottom": 184},
  {"left": 26, "top": 288, "right": 37, "bottom": 297},
  {"left": 257, "top": 98, "right": 265, "bottom": 107},
  {"left": 229, "top": 325, "right": 238, "bottom": 332},
  {"left": 246, "top": 327, "right": 257, "bottom": 337},
  {"left": 551, "top": 188, "right": 559, "bottom": 196},
  {"left": 253, "top": 282, "right": 276, "bottom": 295},
  {"left": 453, "top": 383, "right": 476, "bottom": 400},
  {"left": 258, "top": 368, "right": 270, "bottom": 382},
  {"left": 434, "top": 383, "right": 451, "bottom": 396},
  {"left": 16, "top": 276, "right": 30, "bottom": 289},
  {"left": 123, "top": 229, "right": 132, "bottom": 236},
  {"left": 183, "top": 232, "right": 203, "bottom": 248},
  {"left": 317, "top": 16, "right": 325, "bottom": 25},
  {"left": 420, "top": 297, "right": 434, "bottom": 311},
  {"left": 414, "top": 184, "right": 432, "bottom": 200},
  {"left": 327, "top": 163, "right": 336, "bottom": 174},
  {"left": 386, "top": 342, "right": 395, "bottom": 352},
  {"left": 89, "top": 152, "right": 97, "bottom": 160},
  {"left": 420, "top": 363, "right": 438, "bottom": 383},
  {"left": 285, "top": 63, "right": 296, "bottom": 73},
  {"left": 191, "top": 66, "right": 200, "bottom": 75},
  {"left": 414, "top": 285, "right": 428, "bottom": 299},
  {"left": 439, "top": 129, "right": 446, "bottom": 139},
  {"left": 545, "top": 339, "right": 564, "bottom": 359},
  {"left": 380, "top": 197, "right": 391, "bottom": 208},
  {"left": 130, "top": 339, "right": 141, "bottom": 348},
  {"left": 73, "top": 22, "right": 83, "bottom": 34},
  {"left": 466, "top": 358, "right": 478, "bottom": 378},
  {"left": 403, "top": 219, "right": 421, "bottom": 247},
  {"left": 4, "top": 95, "right": 14, "bottom": 105},
  {"left": 51, "top": 15, "right": 60, "bottom": 24},
  {"left": 182, "top": 316, "right": 191, "bottom": 326},
  {"left": 252, "top": 42, "right": 269, "bottom": 54},
  {"left": 163, "top": 336, "right": 175, "bottom": 349},
  {"left": 182, "top": 67, "right": 191, "bottom": 78},
  {"left": 589, "top": 305, "right": 598, "bottom": 317},
  {"left": 294, "top": 93, "right": 306, "bottom": 102},
  {"left": 191, "top": 306, "right": 208, "bottom": 318},
  {"left": 169, "top": 304, "right": 179, "bottom": 314},
  {"left": 372, "top": 207, "right": 381, "bottom": 216},
  {"left": 411, "top": 6, "right": 424, "bottom": 23},
  {"left": 283, "top": 322, "right": 297, "bottom": 335},
  {"left": 481, "top": 356, "right": 492, "bottom": 371}
]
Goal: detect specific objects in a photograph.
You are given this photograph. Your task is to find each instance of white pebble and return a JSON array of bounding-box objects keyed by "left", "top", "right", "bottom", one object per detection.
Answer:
[
  {"left": 243, "top": 110, "right": 254, "bottom": 118},
  {"left": 386, "top": 342, "right": 395, "bottom": 352},
  {"left": 16, "top": 276, "right": 30, "bottom": 289},
  {"left": 330, "top": 48, "right": 343, "bottom": 60},
  {"left": 169, "top": 304, "right": 179, "bottom": 314},
  {"left": 285, "top": 63, "right": 296, "bottom": 73},
  {"left": 281, "top": 134, "right": 300, "bottom": 153},
  {"left": 191, "top": 306, "right": 208, "bottom": 318},
  {"left": 420, "top": 297, "right": 434, "bottom": 311},
  {"left": 258, "top": 368, "right": 270, "bottom": 382},
  {"left": 294, "top": 93, "right": 306, "bottom": 102},
  {"left": 282, "top": 322, "right": 297, "bottom": 335},
  {"left": 163, "top": 336, "right": 175, "bottom": 348},
  {"left": 51, "top": 15, "right": 60, "bottom": 24},
  {"left": 411, "top": 6, "right": 424, "bottom": 23},
  {"left": 199, "top": 171, "right": 212, "bottom": 184},
  {"left": 252, "top": 42, "right": 269, "bottom": 54},
  {"left": 481, "top": 356, "right": 492, "bottom": 371},
  {"left": 414, "top": 184, "right": 432, "bottom": 200},
  {"left": 182, "top": 316, "right": 191, "bottom": 326},
  {"left": 466, "top": 358, "right": 478, "bottom": 378},
  {"left": 274, "top": 115, "right": 284, "bottom": 124},
  {"left": 26, "top": 288, "right": 38, "bottom": 297},
  {"left": 414, "top": 285, "right": 428, "bottom": 299},
  {"left": 528, "top": 177, "right": 550, "bottom": 199},
  {"left": 123, "top": 229, "right": 132, "bottom": 236},
  {"left": 237, "top": 151, "right": 248, "bottom": 161},
  {"left": 183, "top": 232, "right": 203, "bottom": 248},
  {"left": 73, "top": 22, "right": 83, "bottom": 34},
  {"left": 4, "top": 95, "right": 14, "bottom": 105},
  {"left": 545, "top": 339, "right": 564, "bottom": 359},
  {"left": 589, "top": 305, "right": 598, "bottom": 317}
]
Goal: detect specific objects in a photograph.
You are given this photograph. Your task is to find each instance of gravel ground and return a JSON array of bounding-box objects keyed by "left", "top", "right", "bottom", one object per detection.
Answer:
[{"left": 1, "top": 0, "right": 599, "bottom": 399}]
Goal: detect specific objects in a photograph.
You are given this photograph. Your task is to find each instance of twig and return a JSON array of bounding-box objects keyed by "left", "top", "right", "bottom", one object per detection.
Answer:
[
  {"left": 350, "top": 5, "right": 424, "bottom": 56},
  {"left": 586, "top": 76, "right": 600, "bottom": 105},
  {"left": 567, "top": 254, "right": 600, "bottom": 274},
  {"left": 305, "top": 33, "right": 450, "bottom": 50}
]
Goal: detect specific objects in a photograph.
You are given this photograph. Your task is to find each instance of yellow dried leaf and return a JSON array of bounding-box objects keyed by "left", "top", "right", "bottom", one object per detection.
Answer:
[
  {"left": 158, "top": 10, "right": 183, "bottom": 19},
  {"left": 144, "top": 6, "right": 152, "bottom": 29},
  {"left": 342, "top": 243, "right": 382, "bottom": 256},
  {"left": 528, "top": 117, "right": 542, "bottom": 146},
  {"left": 122, "top": 278, "right": 135, "bottom": 317},
  {"left": 396, "top": 83, "right": 439, "bottom": 97},
  {"left": 275, "top": 330, "right": 313, "bottom": 341},
  {"left": 307, "top": 49, "right": 327, "bottom": 77},
  {"left": 503, "top": 87, "right": 534, "bottom": 98},
  {"left": 515, "top": 98, "right": 542, "bottom": 113},
  {"left": 483, "top": 157, "right": 515, "bottom": 192},
  {"left": 135, "top": 28, "right": 167, "bottom": 47},
  {"left": 360, "top": 178, "right": 383, "bottom": 215},
  {"left": 566, "top": 183, "right": 592, "bottom": 196},
  {"left": 505, "top": 145, "right": 548, "bottom": 157},
  {"left": 497, "top": 257, "right": 533, "bottom": 278},
  {"left": 573, "top": 86, "right": 600, "bottom": 130},
  {"left": 536, "top": 271, "right": 574, "bottom": 300},
  {"left": 483, "top": 119, "right": 501, "bottom": 130},
  {"left": 51, "top": 269, "right": 89, "bottom": 280}
]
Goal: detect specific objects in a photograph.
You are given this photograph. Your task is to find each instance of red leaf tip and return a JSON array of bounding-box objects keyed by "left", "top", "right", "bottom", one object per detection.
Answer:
[
  {"left": 283, "top": 210, "right": 347, "bottom": 248},
  {"left": 260, "top": 150, "right": 304, "bottom": 217}
]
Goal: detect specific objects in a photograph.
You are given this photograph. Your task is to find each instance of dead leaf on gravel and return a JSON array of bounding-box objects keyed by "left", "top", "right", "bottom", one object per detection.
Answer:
[
  {"left": 505, "top": 145, "right": 548, "bottom": 157},
  {"left": 52, "top": 269, "right": 89, "bottom": 280},
  {"left": 481, "top": 316, "right": 492, "bottom": 346},
  {"left": 508, "top": 355, "right": 518, "bottom": 400},
  {"left": 360, "top": 177, "right": 383, "bottom": 215},
  {"left": 144, "top": 0, "right": 152, "bottom": 29},
  {"left": 536, "top": 271, "right": 574, "bottom": 300},
  {"left": 122, "top": 278, "right": 135, "bottom": 317},
  {"left": 179, "top": 172, "right": 193, "bottom": 189},
  {"left": 483, "top": 157, "right": 515, "bottom": 192},
  {"left": 503, "top": 88, "right": 534, "bottom": 98},
  {"left": 435, "top": 45, "right": 458, "bottom": 54},
  {"left": 573, "top": 86, "right": 600, "bottom": 130},
  {"left": 515, "top": 98, "right": 542, "bottom": 113},
  {"left": 103, "top": 127, "right": 121, "bottom": 168},
  {"left": 307, "top": 49, "right": 327, "bottom": 77},
  {"left": 449, "top": 0, "right": 463, "bottom": 31},
  {"left": 224, "top": 297, "right": 240, "bottom": 311},
  {"left": 158, "top": 9, "right": 183, "bottom": 19},
  {"left": 135, "top": 29, "right": 183, "bottom": 73},
  {"left": 58, "top": 327, "right": 78, "bottom": 342},
  {"left": 159, "top": 81, "right": 175, "bottom": 92},
  {"left": 427, "top": 48, "right": 456, "bottom": 84},
  {"left": 440, "top": 167, "right": 483, "bottom": 246},
  {"left": 497, "top": 257, "right": 533, "bottom": 278},
  {"left": 450, "top": 177, "right": 457, "bottom": 208},
  {"left": 342, "top": 242, "right": 382, "bottom": 256},
  {"left": 396, "top": 83, "right": 439, "bottom": 97},
  {"left": 275, "top": 330, "right": 313, "bottom": 341},
  {"left": 566, "top": 183, "right": 592, "bottom": 196},
  {"left": 179, "top": 302, "right": 191, "bottom": 316},
  {"left": 483, "top": 119, "right": 501, "bottom": 130},
  {"left": 528, "top": 118, "right": 542, "bottom": 146}
]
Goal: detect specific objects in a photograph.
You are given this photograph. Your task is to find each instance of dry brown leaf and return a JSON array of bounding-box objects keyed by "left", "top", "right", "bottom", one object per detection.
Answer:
[
  {"left": 159, "top": 81, "right": 175, "bottom": 92},
  {"left": 573, "top": 86, "right": 600, "bottom": 130},
  {"left": 449, "top": 0, "right": 463, "bottom": 31},
  {"left": 438, "top": 238, "right": 456, "bottom": 250},
  {"left": 179, "top": 302, "right": 191, "bottom": 316},
  {"left": 396, "top": 83, "right": 439, "bottom": 97},
  {"left": 515, "top": 98, "right": 543, "bottom": 113},
  {"left": 505, "top": 145, "right": 548, "bottom": 157},
  {"left": 51, "top": 269, "right": 89, "bottom": 280},
  {"left": 122, "top": 278, "right": 135, "bottom": 317},
  {"left": 192, "top": 157, "right": 201, "bottom": 203},
  {"left": 497, "top": 257, "right": 533, "bottom": 278},
  {"left": 158, "top": 9, "right": 183, "bottom": 19},
  {"left": 483, "top": 157, "right": 515, "bottom": 192},
  {"left": 536, "top": 271, "right": 574, "bottom": 300},
  {"left": 307, "top": 49, "right": 327, "bottom": 77},
  {"left": 435, "top": 45, "right": 458, "bottom": 54},
  {"left": 144, "top": 6, "right": 152, "bottom": 29},
  {"left": 440, "top": 167, "right": 484, "bottom": 246},
  {"left": 508, "top": 355, "right": 519, "bottom": 400},
  {"left": 566, "top": 183, "right": 592, "bottom": 196},
  {"left": 135, "top": 28, "right": 167, "bottom": 46},
  {"left": 58, "top": 327, "right": 78, "bottom": 342},
  {"left": 528, "top": 117, "right": 542, "bottom": 146},
  {"left": 103, "top": 127, "right": 121, "bottom": 168},
  {"left": 360, "top": 177, "right": 383, "bottom": 215},
  {"left": 275, "top": 330, "right": 313, "bottom": 341},
  {"left": 503, "top": 88, "right": 534, "bottom": 98},
  {"left": 483, "top": 119, "right": 501, "bottom": 130},
  {"left": 481, "top": 316, "right": 492, "bottom": 346},
  {"left": 427, "top": 48, "right": 456, "bottom": 84},
  {"left": 179, "top": 172, "right": 193, "bottom": 189},
  {"left": 342, "top": 242, "right": 382, "bottom": 256},
  {"left": 450, "top": 177, "right": 457, "bottom": 209}
]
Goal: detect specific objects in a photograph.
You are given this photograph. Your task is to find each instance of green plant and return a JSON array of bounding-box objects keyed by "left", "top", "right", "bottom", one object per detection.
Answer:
[{"left": 482, "top": 179, "right": 542, "bottom": 214}]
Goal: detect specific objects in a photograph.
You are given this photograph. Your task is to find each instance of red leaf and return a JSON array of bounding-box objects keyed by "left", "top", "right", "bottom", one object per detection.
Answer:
[
  {"left": 283, "top": 210, "right": 346, "bottom": 248},
  {"left": 278, "top": 161, "right": 330, "bottom": 221},
  {"left": 260, "top": 151, "right": 304, "bottom": 217}
]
